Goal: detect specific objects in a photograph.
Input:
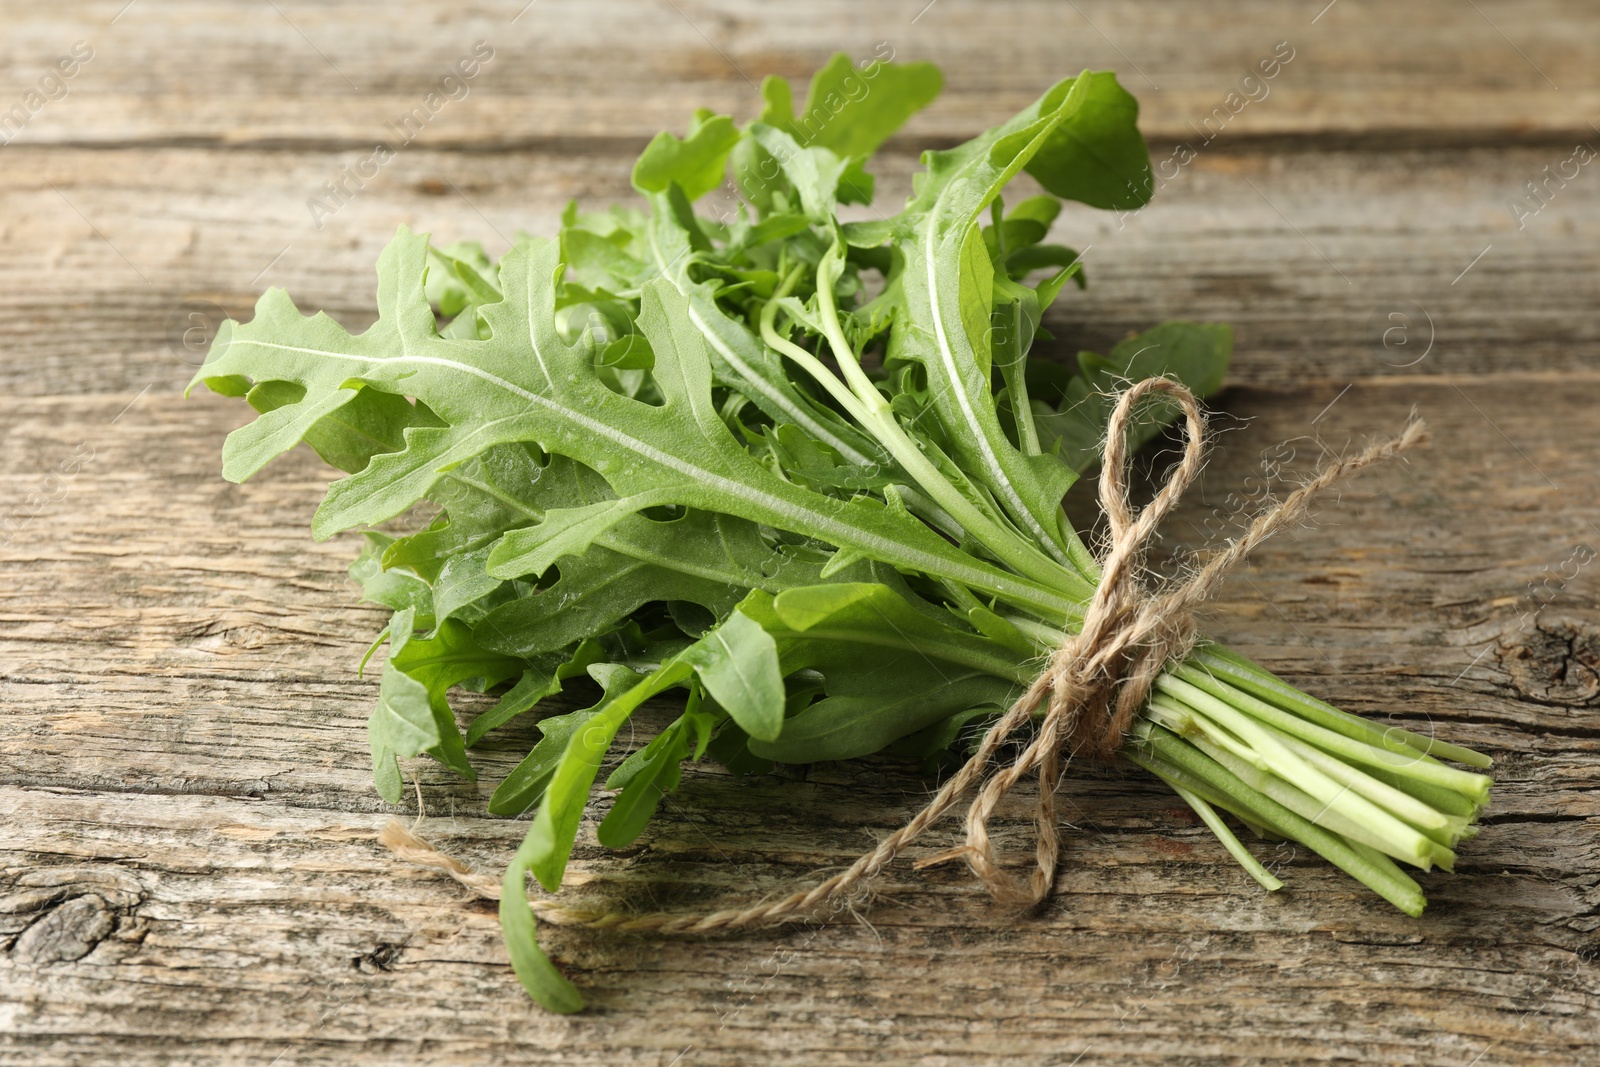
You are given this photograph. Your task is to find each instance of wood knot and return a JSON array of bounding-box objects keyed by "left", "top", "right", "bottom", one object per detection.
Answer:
[
  {"left": 352, "top": 941, "right": 406, "bottom": 974},
  {"left": 1, "top": 866, "right": 147, "bottom": 965},
  {"left": 10, "top": 895, "right": 115, "bottom": 964},
  {"left": 1496, "top": 617, "right": 1600, "bottom": 707}
]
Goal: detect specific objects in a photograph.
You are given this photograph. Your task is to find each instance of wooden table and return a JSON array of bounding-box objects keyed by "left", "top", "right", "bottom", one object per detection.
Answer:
[{"left": 3, "top": 3, "right": 1597, "bottom": 1063}]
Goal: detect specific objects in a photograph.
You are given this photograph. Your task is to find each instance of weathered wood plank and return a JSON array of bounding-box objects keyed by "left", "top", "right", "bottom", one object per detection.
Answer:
[
  {"left": 1, "top": 784, "right": 1593, "bottom": 1066},
  {"left": 1, "top": 1, "right": 1594, "bottom": 146},
  {"left": 4, "top": 139, "right": 1598, "bottom": 399},
  {"left": 2, "top": 381, "right": 1597, "bottom": 1063},
  {"left": 5, "top": 2, "right": 1600, "bottom": 1060}
]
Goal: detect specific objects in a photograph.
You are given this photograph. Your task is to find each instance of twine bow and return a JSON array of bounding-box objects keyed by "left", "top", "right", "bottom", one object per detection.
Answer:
[{"left": 383, "top": 379, "right": 1429, "bottom": 930}]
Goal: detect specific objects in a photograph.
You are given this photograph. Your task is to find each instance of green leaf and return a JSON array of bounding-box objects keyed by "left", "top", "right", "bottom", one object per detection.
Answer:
[
  {"left": 765, "top": 583, "right": 1027, "bottom": 683},
  {"left": 429, "top": 243, "right": 503, "bottom": 309},
  {"left": 747, "top": 124, "right": 848, "bottom": 220},
  {"left": 757, "top": 73, "right": 794, "bottom": 125},
  {"left": 430, "top": 546, "right": 521, "bottom": 626},
  {"left": 990, "top": 271, "right": 1044, "bottom": 454},
  {"left": 391, "top": 617, "right": 524, "bottom": 700},
  {"left": 597, "top": 334, "right": 654, "bottom": 371},
  {"left": 958, "top": 222, "right": 996, "bottom": 380},
  {"left": 597, "top": 722, "right": 692, "bottom": 847},
  {"left": 680, "top": 609, "right": 784, "bottom": 741},
  {"left": 860, "top": 75, "right": 1105, "bottom": 567},
  {"left": 887, "top": 706, "right": 999, "bottom": 768},
  {"left": 464, "top": 638, "right": 607, "bottom": 746},
  {"left": 246, "top": 379, "right": 441, "bottom": 475},
  {"left": 369, "top": 662, "right": 440, "bottom": 763},
  {"left": 739, "top": 584, "right": 1026, "bottom": 761},
  {"left": 223, "top": 384, "right": 363, "bottom": 481},
  {"left": 200, "top": 373, "right": 252, "bottom": 397},
  {"left": 632, "top": 112, "right": 740, "bottom": 200},
  {"left": 1007, "top": 195, "right": 1061, "bottom": 228},
  {"left": 1024, "top": 72, "right": 1153, "bottom": 211},
  {"left": 966, "top": 604, "right": 1040, "bottom": 658},
  {"left": 643, "top": 199, "right": 886, "bottom": 468},
  {"left": 485, "top": 490, "right": 682, "bottom": 580},
  {"left": 1003, "top": 243, "right": 1084, "bottom": 283},
  {"left": 604, "top": 688, "right": 720, "bottom": 792},
  {"left": 476, "top": 538, "right": 745, "bottom": 659},
  {"left": 837, "top": 159, "right": 876, "bottom": 205},
  {"left": 777, "top": 53, "right": 943, "bottom": 162},
  {"left": 487, "top": 663, "right": 642, "bottom": 817},
  {"left": 559, "top": 228, "right": 643, "bottom": 295},
  {"left": 426, "top": 241, "right": 497, "bottom": 317},
  {"left": 200, "top": 229, "right": 1077, "bottom": 620},
  {"left": 371, "top": 733, "right": 404, "bottom": 803},
  {"left": 350, "top": 533, "right": 434, "bottom": 615},
  {"left": 755, "top": 671, "right": 1012, "bottom": 763},
  {"left": 522, "top": 659, "right": 694, "bottom": 890},
  {"left": 500, "top": 842, "right": 585, "bottom": 1013},
  {"left": 1035, "top": 320, "right": 1233, "bottom": 474},
  {"left": 376, "top": 617, "right": 525, "bottom": 781}
]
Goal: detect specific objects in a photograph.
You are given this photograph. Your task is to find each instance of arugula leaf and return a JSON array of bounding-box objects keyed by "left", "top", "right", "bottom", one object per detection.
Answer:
[
  {"left": 740, "top": 584, "right": 1025, "bottom": 762},
  {"left": 463, "top": 639, "right": 606, "bottom": 746},
  {"left": 350, "top": 532, "right": 433, "bottom": 616},
  {"left": 641, "top": 195, "right": 887, "bottom": 466},
  {"left": 245, "top": 379, "right": 441, "bottom": 475},
  {"left": 597, "top": 723, "right": 691, "bottom": 847},
  {"left": 363, "top": 604, "right": 480, "bottom": 796},
  {"left": 1023, "top": 72, "right": 1153, "bottom": 211},
  {"left": 369, "top": 661, "right": 436, "bottom": 803},
  {"left": 488, "top": 663, "right": 643, "bottom": 817},
  {"left": 485, "top": 489, "right": 684, "bottom": 580},
  {"left": 500, "top": 838, "right": 586, "bottom": 1013},
  {"left": 632, "top": 111, "right": 741, "bottom": 200},
  {"left": 597, "top": 685, "right": 723, "bottom": 849},
  {"left": 679, "top": 608, "right": 784, "bottom": 740},
  {"left": 746, "top": 124, "right": 850, "bottom": 220},
  {"left": 196, "top": 231, "right": 1077, "bottom": 621},
  {"left": 1035, "top": 321, "right": 1233, "bottom": 474},
  {"left": 762, "top": 53, "right": 943, "bottom": 164},
  {"left": 754, "top": 669, "right": 1014, "bottom": 764},
  {"left": 426, "top": 240, "right": 496, "bottom": 317},
  {"left": 522, "top": 657, "right": 693, "bottom": 890},
  {"left": 206, "top": 57, "right": 1497, "bottom": 1019}
]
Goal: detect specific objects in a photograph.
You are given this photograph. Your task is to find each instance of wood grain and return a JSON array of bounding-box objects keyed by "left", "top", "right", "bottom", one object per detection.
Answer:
[
  {"left": 1, "top": 1, "right": 1595, "bottom": 146},
  {"left": 3, "top": 382, "right": 1598, "bottom": 1065},
  {"left": 4, "top": 0, "right": 1599, "bottom": 1061},
  {"left": 3, "top": 139, "right": 1598, "bottom": 399}
]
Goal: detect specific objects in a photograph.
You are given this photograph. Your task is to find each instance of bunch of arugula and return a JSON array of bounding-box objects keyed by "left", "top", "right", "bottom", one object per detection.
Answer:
[{"left": 194, "top": 56, "right": 1492, "bottom": 1012}]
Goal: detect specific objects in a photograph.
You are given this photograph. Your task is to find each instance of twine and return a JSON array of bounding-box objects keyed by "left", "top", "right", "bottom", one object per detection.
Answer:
[{"left": 382, "top": 379, "right": 1430, "bottom": 930}]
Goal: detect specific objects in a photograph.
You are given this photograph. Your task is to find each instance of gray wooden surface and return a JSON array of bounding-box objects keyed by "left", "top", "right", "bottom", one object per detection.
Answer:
[{"left": 2, "top": 2, "right": 1598, "bottom": 1064}]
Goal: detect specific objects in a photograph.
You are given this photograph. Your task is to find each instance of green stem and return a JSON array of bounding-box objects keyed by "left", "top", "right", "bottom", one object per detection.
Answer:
[
  {"left": 763, "top": 272, "right": 1093, "bottom": 602},
  {"left": 1177, "top": 716, "right": 1445, "bottom": 870},
  {"left": 1129, "top": 724, "right": 1427, "bottom": 916},
  {"left": 1171, "top": 663, "right": 1492, "bottom": 799},
  {"left": 1156, "top": 676, "right": 1439, "bottom": 867},
  {"left": 1194, "top": 646, "right": 1493, "bottom": 771},
  {"left": 1269, "top": 730, "right": 1468, "bottom": 843},
  {"left": 1169, "top": 782, "right": 1284, "bottom": 892}
]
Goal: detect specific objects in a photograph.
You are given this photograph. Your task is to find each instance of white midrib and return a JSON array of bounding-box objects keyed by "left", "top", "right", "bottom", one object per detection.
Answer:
[
  {"left": 646, "top": 220, "right": 872, "bottom": 466},
  {"left": 233, "top": 337, "right": 1068, "bottom": 616},
  {"left": 922, "top": 212, "right": 1062, "bottom": 560},
  {"left": 442, "top": 469, "right": 782, "bottom": 592},
  {"left": 794, "top": 623, "right": 1033, "bottom": 685},
  {"left": 689, "top": 303, "right": 874, "bottom": 467}
]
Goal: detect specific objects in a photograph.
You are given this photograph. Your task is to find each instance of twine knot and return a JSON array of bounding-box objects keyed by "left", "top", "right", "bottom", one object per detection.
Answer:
[
  {"left": 384, "top": 379, "right": 1429, "bottom": 931},
  {"left": 925, "top": 377, "right": 1209, "bottom": 904}
]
